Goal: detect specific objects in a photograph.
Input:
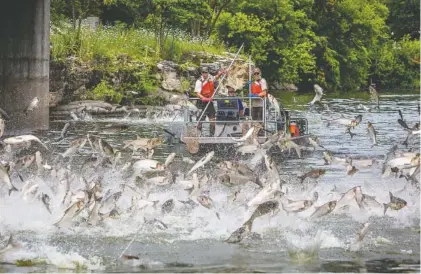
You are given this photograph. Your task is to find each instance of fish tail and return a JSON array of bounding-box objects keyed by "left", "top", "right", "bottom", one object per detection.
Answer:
[
  {"left": 256, "top": 178, "right": 264, "bottom": 188},
  {"left": 16, "top": 172, "right": 24, "bottom": 182},
  {"left": 8, "top": 186, "right": 18, "bottom": 196},
  {"left": 383, "top": 203, "right": 389, "bottom": 215},
  {"left": 350, "top": 132, "right": 356, "bottom": 139}
]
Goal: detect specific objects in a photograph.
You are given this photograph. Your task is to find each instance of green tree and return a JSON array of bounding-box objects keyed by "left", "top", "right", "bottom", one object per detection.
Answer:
[
  {"left": 215, "top": 0, "right": 317, "bottom": 85},
  {"left": 310, "top": 0, "right": 389, "bottom": 91},
  {"left": 384, "top": 0, "right": 420, "bottom": 40},
  {"left": 371, "top": 35, "right": 420, "bottom": 88}
]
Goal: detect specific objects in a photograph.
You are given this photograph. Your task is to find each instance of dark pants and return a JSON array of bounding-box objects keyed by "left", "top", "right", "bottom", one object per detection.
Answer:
[
  {"left": 196, "top": 101, "right": 216, "bottom": 135},
  {"left": 251, "top": 107, "right": 263, "bottom": 121}
]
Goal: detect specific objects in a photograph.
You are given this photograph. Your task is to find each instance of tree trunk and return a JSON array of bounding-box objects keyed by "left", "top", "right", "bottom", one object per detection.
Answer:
[
  {"left": 205, "top": 0, "right": 231, "bottom": 37},
  {"left": 72, "top": 0, "right": 76, "bottom": 29}
]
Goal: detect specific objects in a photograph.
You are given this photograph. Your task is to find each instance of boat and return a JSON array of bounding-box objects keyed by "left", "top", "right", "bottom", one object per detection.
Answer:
[{"left": 165, "top": 95, "right": 310, "bottom": 154}]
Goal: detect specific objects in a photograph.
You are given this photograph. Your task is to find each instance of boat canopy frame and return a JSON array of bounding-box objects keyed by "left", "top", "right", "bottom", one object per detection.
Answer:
[{"left": 179, "top": 97, "right": 308, "bottom": 145}]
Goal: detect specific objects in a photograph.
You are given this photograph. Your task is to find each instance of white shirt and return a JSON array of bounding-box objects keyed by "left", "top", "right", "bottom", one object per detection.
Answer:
[{"left": 195, "top": 75, "right": 216, "bottom": 94}]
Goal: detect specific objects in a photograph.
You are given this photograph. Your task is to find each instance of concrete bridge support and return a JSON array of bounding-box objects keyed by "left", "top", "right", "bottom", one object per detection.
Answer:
[{"left": 0, "top": 0, "right": 50, "bottom": 135}]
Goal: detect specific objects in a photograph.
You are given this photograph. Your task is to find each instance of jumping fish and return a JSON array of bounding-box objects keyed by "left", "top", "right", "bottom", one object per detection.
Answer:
[
  {"left": 336, "top": 186, "right": 363, "bottom": 209},
  {"left": 349, "top": 222, "right": 371, "bottom": 252},
  {"left": 0, "top": 117, "right": 5, "bottom": 138},
  {"left": 310, "top": 201, "right": 337, "bottom": 219},
  {"left": 309, "top": 84, "right": 323, "bottom": 106},
  {"left": 24, "top": 97, "right": 40, "bottom": 115},
  {"left": 164, "top": 152, "right": 176, "bottom": 167},
  {"left": 243, "top": 200, "right": 280, "bottom": 232},
  {"left": 230, "top": 127, "right": 254, "bottom": 142},
  {"left": 3, "top": 135, "right": 49, "bottom": 150},
  {"left": 367, "top": 121, "right": 378, "bottom": 147},
  {"left": 383, "top": 192, "right": 407, "bottom": 215},
  {"left": 0, "top": 235, "right": 22, "bottom": 255},
  {"left": 186, "top": 151, "right": 215, "bottom": 175},
  {"left": 0, "top": 164, "right": 18, "bottom": 195},
  {"left": 54, "top": 200, "right": 85, "bottom": 228}
]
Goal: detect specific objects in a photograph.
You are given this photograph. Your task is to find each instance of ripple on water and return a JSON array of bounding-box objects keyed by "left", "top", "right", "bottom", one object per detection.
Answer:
[{"left": 0, "top": 94, "right": 419, "bottom": 272}]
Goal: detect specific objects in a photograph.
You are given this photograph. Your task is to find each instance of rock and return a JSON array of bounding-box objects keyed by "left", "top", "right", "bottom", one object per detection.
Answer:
[
  {"left": 49, "top": 92, "right": 58, "bottom": 107},
  {"left": 49, "top": 51, "right": 247, "bottom": 107},
  {"left": 161, "top": 71, "right": 182, "bottom": 91},
  {"left": 200, "top": 63, "right": 220, "bottom": 74},
  {"left": 271, "top": 82, "right": 298, "bottom": 92},
  {"left": 157, "top": 60, "right": 179, "bottom": 72},
  {"left": 73, "top": 85, "right": 87, "bottom": 97},
  {"left": 53, "top": 100, "right": 114, "bottom": 112}
]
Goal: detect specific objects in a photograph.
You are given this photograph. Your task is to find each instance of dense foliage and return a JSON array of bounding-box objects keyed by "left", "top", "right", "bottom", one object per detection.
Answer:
[{"left": 51, "top": 0, "right": 419, "bottom": 92}]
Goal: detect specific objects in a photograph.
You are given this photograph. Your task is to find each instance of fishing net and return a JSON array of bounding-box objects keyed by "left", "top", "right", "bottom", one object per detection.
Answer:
[{"left": 184, "top": 126, "right": 201, "bottom": 154}]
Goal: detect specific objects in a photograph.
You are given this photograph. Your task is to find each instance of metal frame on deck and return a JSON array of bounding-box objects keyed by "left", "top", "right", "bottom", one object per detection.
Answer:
[
  {"left": 180, "top": 96, "right": 296, "bottom": 144},
  {"left": 181, "top": 136, "right": 268, "bottom": 144}
]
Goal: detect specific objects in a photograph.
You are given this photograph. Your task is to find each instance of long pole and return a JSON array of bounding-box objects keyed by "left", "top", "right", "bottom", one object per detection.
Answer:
[
  {"left": 248, "top": 55, "right": 252, "bottom": 120},
  {"left": 196, "top": 43, "right": 244, "bottom": 126}
]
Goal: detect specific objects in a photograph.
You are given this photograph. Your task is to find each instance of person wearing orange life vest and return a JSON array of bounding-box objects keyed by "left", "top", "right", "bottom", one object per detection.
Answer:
[
  {"left": 195, "top": 66, "right": 225, "bottom": 136},
  {"left": 248, "top": 67, "right": 268, "bottom": 121}
]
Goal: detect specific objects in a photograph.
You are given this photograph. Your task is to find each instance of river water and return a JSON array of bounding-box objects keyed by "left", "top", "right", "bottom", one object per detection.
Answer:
[{"left": 0, "top": 91, "right": 419, "bottom": 273}]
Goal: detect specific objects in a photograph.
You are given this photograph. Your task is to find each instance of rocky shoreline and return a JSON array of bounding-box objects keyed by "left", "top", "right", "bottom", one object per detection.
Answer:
[{"left": 49, "top": 51, "right": 298, "bottom": 110}]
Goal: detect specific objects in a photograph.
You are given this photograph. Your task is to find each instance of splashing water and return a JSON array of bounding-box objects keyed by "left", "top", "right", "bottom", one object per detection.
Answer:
[{"left": 0, "top": 93, "right": 419, "bottom": 272}]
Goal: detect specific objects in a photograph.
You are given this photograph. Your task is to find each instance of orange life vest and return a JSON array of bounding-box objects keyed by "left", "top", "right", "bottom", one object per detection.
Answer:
[
  {"left": 251, "top": 81, "right": 262, "bottom": 95},
  {"left": 201, "top": 79, "right": 215, "bottom": 98}
]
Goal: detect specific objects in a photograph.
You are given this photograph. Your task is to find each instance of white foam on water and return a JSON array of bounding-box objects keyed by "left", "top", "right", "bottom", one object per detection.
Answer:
[
  {"left": 0, "top": 96, "right": 419, "bottom": 271},
  {"left": 0, "top": 241, "right": 105, "bottom": 271}
]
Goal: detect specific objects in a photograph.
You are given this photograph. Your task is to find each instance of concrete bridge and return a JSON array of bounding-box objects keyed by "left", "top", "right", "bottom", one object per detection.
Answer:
[{"left": 0, "top": 0, "right": 50, "bottom": 135}]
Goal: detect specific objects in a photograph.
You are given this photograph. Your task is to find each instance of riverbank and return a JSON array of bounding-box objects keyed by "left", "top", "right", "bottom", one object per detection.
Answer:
[
  {"left": 49, "top": 24, "right": 236, "bottom": 107},
  {"left": 48, "top": 24, "right": 301, "bottom": 108}
]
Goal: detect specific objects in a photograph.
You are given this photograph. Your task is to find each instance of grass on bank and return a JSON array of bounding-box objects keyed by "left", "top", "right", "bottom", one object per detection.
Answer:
[
  {"left": 50, "top": 23, "right": 227, "bottom": 67},
  {"left": 50, "top": 23, "right": 230, "bottom": 104}
]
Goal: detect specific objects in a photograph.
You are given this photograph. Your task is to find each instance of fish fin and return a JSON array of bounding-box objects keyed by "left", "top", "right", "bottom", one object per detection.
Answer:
[
  {"left": 243, "top": 219, "right": 253, "bottom": 232},
  {"left": 184, "top": 187, "right": 193, "bottom": 195},
  {"left": 6, "top": 235, "right": 13, "bottom": 247},
  {"left": 152, "top": 200, "right": 160, "bottom": 209},
  {"left": 53, "top": 220, "right": 61, "bottom": 228},
  {"left": 383, "top": 203, "right": 388, "bottom": 215},
  {"left": 6, "top": 235, "right": 21, "bottom": 249},
  {"left": 8, "top": 186, "right": 18, "bottom": 196},
  {"left": 255, "top": 179, "right": 264, "bottom": 188},
  {"left": 215, "top": 211, "right": 220, "bottom": 220}
]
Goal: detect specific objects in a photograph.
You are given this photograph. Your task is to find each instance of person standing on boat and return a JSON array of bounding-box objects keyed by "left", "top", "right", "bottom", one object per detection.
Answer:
[
  {"left": 248, "top": 67, "right": 268, "bottom": 121},
  {"left": 195, "top": 66, "right": 225, "bottom": 136}
]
